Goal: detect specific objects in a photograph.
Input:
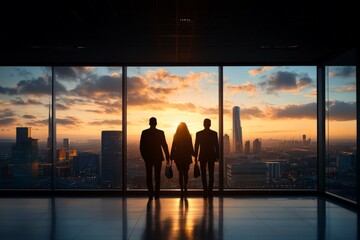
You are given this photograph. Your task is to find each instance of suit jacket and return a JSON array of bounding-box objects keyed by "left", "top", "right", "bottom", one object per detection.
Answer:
[
  {"left": 194, "top": 129, "right": 219, "bottom": 161},
  {"left": 140, "top": 127, "right": 170, "bottom": 163}
]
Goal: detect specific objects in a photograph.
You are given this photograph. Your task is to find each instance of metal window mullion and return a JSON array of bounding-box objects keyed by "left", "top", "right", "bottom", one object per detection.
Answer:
[
  {"left": 52, "top": 66, "right": 56, "bottom": 192},
  {"left": 122, "top": 66, "right": 127, "bottom": 193},
  {"left": 317, "top": 65, "right": 326, "bottom": 194},
  {"left": 356, "top": 61, "right": 360, "bottom": 207},
  {"left": 219, "top": 65, "right": 224, "bottom": 193}
]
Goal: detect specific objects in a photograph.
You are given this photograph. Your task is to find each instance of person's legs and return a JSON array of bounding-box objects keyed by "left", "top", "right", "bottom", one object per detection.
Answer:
[
  {"left": 183, "top": 170, "right": 189, "bottom": 196},
  {"left": 208, "top": 160, "right": 215, "bottom": 197},
  {"left": 178, "top": 169, "right": 184, "bottom": 194},
  {"left": 200, "top": 160, "right": 208, "bottom": 197},
  {"left": 145, "top": 161, "right": 154, "bottom": 199},
  {"left": 154, "top": 160, "right": 162, "bottom": 199}
]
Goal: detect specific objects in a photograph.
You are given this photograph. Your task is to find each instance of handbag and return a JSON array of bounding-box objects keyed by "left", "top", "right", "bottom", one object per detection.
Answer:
[
  {"left": 194, "top": 161, "right": 200, "bottom": 178},
  {"left": 165, "top": 162, "right": 173, "bottom": 179}
]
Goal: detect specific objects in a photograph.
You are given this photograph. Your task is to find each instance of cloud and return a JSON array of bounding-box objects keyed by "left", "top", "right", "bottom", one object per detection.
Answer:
[
  {"left": 0, "top": 118, "right": 16, "bottom": 126},
  {"left": 127, "top": 75, "right": 162, "bottom": 106},
  {"left": 0, "top": 108, "right": 17, "bottom": 126},
  {"left": 331, "top": 82, "right": 356, "bottom": 93},
  {"left": 149, "top": 86, "right": 177, "bottom": 95},
  {"left": 14, "top": 68, "right": 32, "bottom": 78},
  {"left": 24, "top": 119, "right": 46, "bottom": 126},
  {"left": 17, "top": 77, "right": 52, "bottom": 95},
  {"left": 269, "top": 102, "right": 317, "bottom": 119},
  {"left": 199, "top": 107, "right": 218, "bottom": 115},
  {"left": 1, "top": 76, "right": 66, "bottom": 96},
  {"left": 70, "top": 74, "right": 121, "bottom": 99},
  {"left": 259, "top": 71, "right": 297, "bottom": 93},
  {"left": 306, "top": 90, "right": 317, "bottom": 98},
  {"left": 248, "top": 66, "right": 274, "bottom": 76},
  {"left": 55, "top": 66, "right": 96, "bottom": 81},
  {"left": 22, "top": 115, "right": 36, "bottom": 119},
  {"left": 56, "top": 116, "right": 83, "bottom": 127},
  {"left": 55, "top": 67, "right": 78, "bottom": 80},
  {"left": 56, "top": 103, "right": 69, "bottom": 110},
  {"left": 0, "top": 109, "right": 17, "bottom": 125},
  {"left": 145, "top": 69, "right": 211, "bottom": 90},
  {"left": 54, "top": 80, "right": 69, "bottom": 95},
  {"left": 0, "top": 86, "right": 18, "bottom": 95},
  {"left": 10, "top": 97, "right": 43, "bottom": 105},
  {"left": 58, "top": 97, "right": 92, "bottom": 107},
  {"left": 297, "top": 74, "right": 312, "bottom": 88},
  {"left": 107, "top": 67, "right": 122, "bottom": 72},
  {"left": 127, "top": 69, "right": 214, "bottom": 109},
  {"left": 85, "top": 109, "right": 103, "bottom": 114},
  {"left": 329, "top": 66, "right": 356, "bottom": 78},
  {"left": 0, "top": 108, "right": 16, "bottom": 118},
  {"left": 259, "top": 71, "right": 313, "bottom": 94},
  {"left": 145, "top": 69, "right": 182, "bottom": 83},
  {"left": 88, "top": 119, "right": 122, "bottom": 125},
  {"left": 104, "top": 108, "right": 120, "bottom": 114},
  {"left": 87, "top": 100, "right": 122, "bottom": 114},
  {"left": 328, "top": 101, "right": 356, "bottom": 121},
  {"left": 26, "top": 116, "right": 82, "bottom": 127},
  {"left": 226, "top": 81, "right": 257, "bottom": 96},
  {"left": 241, "top": 107, "right": 266, "bottom": 119}
]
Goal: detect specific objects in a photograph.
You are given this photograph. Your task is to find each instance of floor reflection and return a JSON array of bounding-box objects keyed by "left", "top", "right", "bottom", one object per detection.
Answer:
[
  {"left": 142, "top": 197, "right": 222, "bottom": 240},
  {"left": 0, "top": 196, "right": 358, "bottom": 240}
]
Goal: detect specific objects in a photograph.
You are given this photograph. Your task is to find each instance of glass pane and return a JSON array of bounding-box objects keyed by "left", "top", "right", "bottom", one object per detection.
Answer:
[
  {"left": 0, "top": 66, "right": 52, "bottom": 189},
  {"left": 54, "top": 67, "right": 122, "bottom": 189},
  {"left": 224, "top": 66, "right": 317, "bottom": 189},
  {"left": 127, "top": 67, "right": 219, "bottom": 190},
  {"left": 326, "top": 66, "right": 356, "bottom": 201}
]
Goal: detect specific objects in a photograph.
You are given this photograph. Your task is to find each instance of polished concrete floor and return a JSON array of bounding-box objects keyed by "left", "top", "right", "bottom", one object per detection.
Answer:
[{"left": 0, "top": 196, "right": 358, "bottom": 240}]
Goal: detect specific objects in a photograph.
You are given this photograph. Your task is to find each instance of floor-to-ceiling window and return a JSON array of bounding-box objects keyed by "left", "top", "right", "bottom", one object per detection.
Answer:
[
  {"left": 0, "top": 66, "right": 52, "bottom": 189},
  {"left": 54, "top": 67, "right": 122, "bottom": 189},
  {"left": 223, "top": 66, "right": 317, "bottom": 189},
  {"left": 1, "top": 61, "right": 358, "bottom": 205},
  {"left": 325, "top": 65, "right": 357, "bottom": 201},
  {"left": 127, "top": 66, "right": 219, "bottom": 190}
]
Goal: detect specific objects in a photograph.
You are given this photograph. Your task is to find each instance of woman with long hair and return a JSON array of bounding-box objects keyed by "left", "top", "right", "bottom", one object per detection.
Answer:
[{"left": 170, "top": 122, "right": 195, "bottom": 198}]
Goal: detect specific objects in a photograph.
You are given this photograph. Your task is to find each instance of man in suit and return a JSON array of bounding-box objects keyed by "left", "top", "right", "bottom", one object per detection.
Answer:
[
  {"left": 194, "top": 118, "right": 219, "bottom": 198},
  {"left": 140, "top": 117, "right": 170, "bottom": 200}
]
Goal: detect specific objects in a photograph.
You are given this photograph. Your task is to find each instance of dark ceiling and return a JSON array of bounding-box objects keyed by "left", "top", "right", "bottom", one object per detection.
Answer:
[{"left": 0, "top": 0, "right": 357, "bottom": 65}]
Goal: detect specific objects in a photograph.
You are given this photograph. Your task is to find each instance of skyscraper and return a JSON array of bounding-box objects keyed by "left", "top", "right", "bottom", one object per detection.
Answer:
[
  {"left": 16, "top": 127, "right": 31, "bottom": 145},
  {"left": 101, "top": 131, "right": 122, "bottom": 188},
  {"left": 223, "top": 134, "right": 230, "bottom": 154},
  {"left": 63, "top": 138, "right": 70, "bottom": 160},
  {"left": 244, "top": 140, "right": 250, "bottom": 155},
  {"left": 253, "top": 138, "right": 262, "bottom": 155},
  {"left": 232, "top": 106, "right": 243, "bottom": 153},
  {"left": 12, "top": 127, "right": 38, "bottom": 187}
]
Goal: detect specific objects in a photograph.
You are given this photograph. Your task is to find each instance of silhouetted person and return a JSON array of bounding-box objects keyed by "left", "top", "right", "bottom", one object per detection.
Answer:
[
  {"left": 140, "top": 117, "right": 170, "bottom": 200},
  {"left": 170, "top": 122, "right": 195, "bottom": 198},
  {"left": 194, "top": 118, "right": 219, "bottom": 198}
]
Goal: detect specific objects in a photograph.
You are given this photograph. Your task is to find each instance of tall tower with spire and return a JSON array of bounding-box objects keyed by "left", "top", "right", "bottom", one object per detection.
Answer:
[{"left": 232, "top": 106, "right": 243, "bottom": 153}]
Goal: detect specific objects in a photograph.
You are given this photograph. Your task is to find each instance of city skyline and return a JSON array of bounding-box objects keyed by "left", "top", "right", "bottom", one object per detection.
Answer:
[{"left": 0, "top": 66, "right": 356, "bottom": 143}]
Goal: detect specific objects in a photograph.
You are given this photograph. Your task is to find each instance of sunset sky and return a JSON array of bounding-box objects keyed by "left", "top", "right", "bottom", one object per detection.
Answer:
[{"left": 0, "top": 66, "right": 356, "bottom": 144}]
